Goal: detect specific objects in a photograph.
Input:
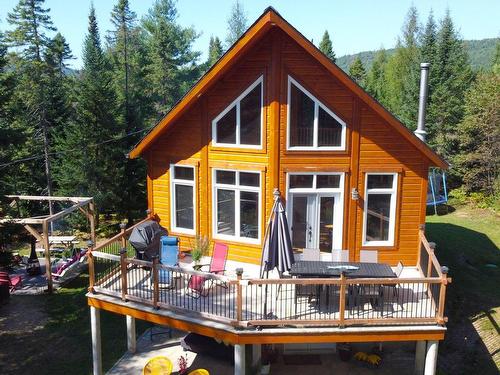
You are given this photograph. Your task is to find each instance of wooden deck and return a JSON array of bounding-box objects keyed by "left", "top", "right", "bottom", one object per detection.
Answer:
[{"left": 87, "top": 221, "right": 449, "bottom": 337}]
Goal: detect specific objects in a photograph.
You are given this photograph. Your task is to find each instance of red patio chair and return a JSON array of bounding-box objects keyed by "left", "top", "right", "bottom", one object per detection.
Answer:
[
  {"left": 0, "top": 272, "right": 22, "bottom": 292},
  {"left": 187, "top": 242, "right": 228, "bottom": 297}
]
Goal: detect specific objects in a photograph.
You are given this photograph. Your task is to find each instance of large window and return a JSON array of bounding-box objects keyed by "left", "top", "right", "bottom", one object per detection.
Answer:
[
  {"left": 213, "top": 169, "right": 261, "bottom": 243},
  {"left": 363, "top": 173, "right": 398, "bottom": 246},
  {"left": 287, "top": 76, "right": 346, "bottom": 150},
  {"left": 170, "top": 165, "right": 195, "bottom": 234},
  {"left": 212, "top": 77, "right": 263, "bottom": 148}
]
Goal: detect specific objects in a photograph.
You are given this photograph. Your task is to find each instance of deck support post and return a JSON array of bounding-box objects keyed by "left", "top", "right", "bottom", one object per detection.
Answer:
[
  {"left": 414, "top": 340, "right": 426, "bottom": 375},
  {"left": 126, "top": 315, "right": 136, "bottom": 353},
  {"left": 234, "top": 344, "right": 246, "bottom": 375},
  {"left": 90, "top": 306, "right": 102, "bottom": 375},
  {"left": 424, "top": 340, "right": 439, "bottom": 375}
]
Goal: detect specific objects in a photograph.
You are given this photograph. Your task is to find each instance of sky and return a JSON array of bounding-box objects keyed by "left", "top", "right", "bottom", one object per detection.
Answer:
[{"left": 1, "top": 0, "right": 499, "bottom": 69}]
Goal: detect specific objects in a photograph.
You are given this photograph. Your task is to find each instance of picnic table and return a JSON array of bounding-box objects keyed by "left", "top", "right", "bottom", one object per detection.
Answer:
[
  {"left": 290, "top": 261, "right": 396, "bottom": 307},
  {"left": 35, "top": 235, "right": 79, "bottom": 256}
]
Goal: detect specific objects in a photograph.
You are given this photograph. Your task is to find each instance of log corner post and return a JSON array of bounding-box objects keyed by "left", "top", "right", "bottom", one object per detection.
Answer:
[
  {"left": 339, "top": 271, "right": 347, "bottom": 328},
  {"left": 87, "top": 240, "right": 95, "bottom": 293},
  {"left": 437, "top": 266, "right": 449, "bottom": 325},
  {"left": 120, "top": 247, "right": 128, "bottom": 301},
  {"left": 236, "top": 268, "right": 244, "bottom": 323}
]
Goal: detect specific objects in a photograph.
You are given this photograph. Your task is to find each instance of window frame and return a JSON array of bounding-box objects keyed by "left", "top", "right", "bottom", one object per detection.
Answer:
[
  {"left": 170, "top": 164, "right": 196, "bottom": 235},
  {"left": 211, "top": 76, "right": 264, "bottom": 149},
  {"left": 362, "top": 172, "right": 398, "bottom": 247},
  {"left": 286, "top": 76, "right": 347, "bottom": 151},
  {"left": 212, "top": 169, "right": 262, "bottom": 244}
]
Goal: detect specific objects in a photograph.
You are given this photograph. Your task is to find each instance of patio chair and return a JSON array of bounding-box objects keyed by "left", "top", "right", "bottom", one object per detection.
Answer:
[
  {"left": 0, "top": 272, "right": 22, "bottom": 292},
  {"left": 156, "top": 236, "right": 179, "bottom": 288},
  {"left": 295, "top": 248, "right": 321, "bottom": 312},
  {"left": 142, "top": 356, "right": 172, "bottom": 375},
  {"left": 186, "top": 242, "right": 228, "bottom": 297}
]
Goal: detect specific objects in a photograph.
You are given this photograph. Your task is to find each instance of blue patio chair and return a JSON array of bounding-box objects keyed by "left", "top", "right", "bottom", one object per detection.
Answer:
[{"left": 157, "top": 236, "right": 179, "bottom": 287}]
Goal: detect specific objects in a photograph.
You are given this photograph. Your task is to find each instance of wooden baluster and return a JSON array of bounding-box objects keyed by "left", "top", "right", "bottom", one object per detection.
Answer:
[
  {"left": 236, "top": 268, "right": 243, "bottom": 322},
  {"left": 152, "top": 256, "right": 160, "bottom": 309},
  {"left": 437, "top": 266, "right": 449, "bottom": 324},
  {"left": 120, "top": 247, "right": 128, "bottom": 302},
  {"left": 339, "top": 271, "right": 346, "bottom": 327},
  {"left": 427, "top": 242, "right": 436, "bottom": 277},
  {"left": 87, "top": 240, "right": 95, "bottom": 293}
]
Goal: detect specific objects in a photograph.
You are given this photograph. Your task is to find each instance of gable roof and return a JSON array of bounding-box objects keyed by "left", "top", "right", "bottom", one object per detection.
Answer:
[{"left": 129, "top": 7, "right": 447, "bottom": 169}]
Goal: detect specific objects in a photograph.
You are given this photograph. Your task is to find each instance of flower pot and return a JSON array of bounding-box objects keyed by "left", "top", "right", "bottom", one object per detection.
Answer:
[{"left": 337, "top": 344, "right": 352, "bottom": 362}]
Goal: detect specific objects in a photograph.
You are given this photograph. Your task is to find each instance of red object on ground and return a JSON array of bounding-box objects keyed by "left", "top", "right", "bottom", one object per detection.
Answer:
[{"left": 0, "top": 272, "right": 22, "bottom": 292}]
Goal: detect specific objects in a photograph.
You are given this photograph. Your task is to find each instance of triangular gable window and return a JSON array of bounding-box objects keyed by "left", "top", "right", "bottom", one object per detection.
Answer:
[
  {"left": 287, "top": 76, "right": 346, "bottom": 150},
  {"left": 212, "top": 76, "right": 263, "bottom": 148}
]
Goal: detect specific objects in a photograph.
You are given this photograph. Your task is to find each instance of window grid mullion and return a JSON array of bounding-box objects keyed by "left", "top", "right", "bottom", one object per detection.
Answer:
[
  {"left": 236, "top": 102, "right": 241, "bottom": 145},
  {"left": 235, "top": 188, "right": 241, "bottom": 238},
  {"left": 313, "top": 103, "right": 319, "bottom": 147}
]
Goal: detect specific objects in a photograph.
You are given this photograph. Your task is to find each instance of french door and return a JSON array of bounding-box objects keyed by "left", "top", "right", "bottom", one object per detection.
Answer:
[{"left": 290, "top": 193, "right": 341, "bottom": 251}]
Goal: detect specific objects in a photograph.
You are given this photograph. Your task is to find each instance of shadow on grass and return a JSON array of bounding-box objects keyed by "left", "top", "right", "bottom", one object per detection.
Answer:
[
  {"left": 0, "top": 273, "right": 148, "bottom": 375},
  {"left": 426, "top": 222, "right": 499, "bottom": 375}
]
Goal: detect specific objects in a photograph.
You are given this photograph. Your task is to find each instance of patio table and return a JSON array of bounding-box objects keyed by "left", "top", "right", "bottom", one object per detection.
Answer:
[{"left": 290, "top": 261, "right": 396, "bottom": 307}]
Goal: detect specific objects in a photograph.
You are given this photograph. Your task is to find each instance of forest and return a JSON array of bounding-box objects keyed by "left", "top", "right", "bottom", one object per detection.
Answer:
[{"left": 0, "top": 0, "right": 498, "bottom": 229}]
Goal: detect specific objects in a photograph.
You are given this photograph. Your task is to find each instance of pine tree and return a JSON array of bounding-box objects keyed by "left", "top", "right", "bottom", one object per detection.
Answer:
[
  {"left": 455, "top": 70, "right": 499, "bottom": 195},
  {"left": 384, "top": 6, "right": 421, "bottom": 129},
  {"left": 0, "top": 32, "right": 19, "bottom": 197},
  {"left": 207, "top": 36, "right": 223, "bottom": 67},
  {"left": 348, "top": 57, "right": 366, "bottom": 85},
  {"left": 142, "top": 0, "right": 201, "bottom": 117},
  {"left": 319, "top": 30, "right": 336, "bottom": 62},
  {"left": 225, "top": 0, "right": 248, "bottom": 48},
  {"left": 6, "top": 0, "right": 57, "bottom": 213},
  {"left": 107, "top": 0, "right": 148, "bottom": 222},
  {"left": 429, "top": 10, "right": 473, "bottom": 159},
  {"left": 365, "top": 48, "right": 389, "bottom": 105},
  {"left": 54, "top": 5, "right": 122, "bottom": 217},
  {"left": 44, "top": 33, "right": 73, "bottom": 145}
]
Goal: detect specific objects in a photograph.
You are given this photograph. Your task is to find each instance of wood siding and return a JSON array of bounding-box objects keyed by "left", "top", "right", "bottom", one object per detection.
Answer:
[{"left": 147, "top": 29, "right": 431, "bottom": 266}]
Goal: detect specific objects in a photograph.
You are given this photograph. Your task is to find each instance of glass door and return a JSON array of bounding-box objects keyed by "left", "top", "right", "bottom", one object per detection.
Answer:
[
  {"left": 318, "top": 195, "right": 335, "bottom": 251},
  {"left": 291, "top": 194, "right": 316, "bottom": 249},
  {"left": 291, "top": 194, "right": 339, "bottom": 251}
]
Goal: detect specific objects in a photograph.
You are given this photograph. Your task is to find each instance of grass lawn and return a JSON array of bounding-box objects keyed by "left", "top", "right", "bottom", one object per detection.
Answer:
[
  {"left": 0, "top": 205, "right": 498, "bottom": 374},
  {"left": 0, "top": 274, "right": 148, "bottom": 375},
  {"left": 426, "top": 206, "right": 500, "bottom": 374}
]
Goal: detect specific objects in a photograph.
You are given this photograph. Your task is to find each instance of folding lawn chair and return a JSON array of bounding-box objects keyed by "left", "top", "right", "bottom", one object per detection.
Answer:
[
  {"left": 155, "top": 236, "right": 179, "bottom": 289},
  {"left": 186, "top": 242, "right": 228, "bottom": 297}
]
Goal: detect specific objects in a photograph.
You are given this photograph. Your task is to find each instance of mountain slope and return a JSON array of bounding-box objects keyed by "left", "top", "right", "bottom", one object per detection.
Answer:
[{"left": 336, "top": 38, "right": 499, "bottom": 72}]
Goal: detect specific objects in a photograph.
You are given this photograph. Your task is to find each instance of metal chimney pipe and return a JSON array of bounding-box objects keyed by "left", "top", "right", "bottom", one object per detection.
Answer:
[{"left": 415, "top": 62, "right": 430, "bottom": 142}]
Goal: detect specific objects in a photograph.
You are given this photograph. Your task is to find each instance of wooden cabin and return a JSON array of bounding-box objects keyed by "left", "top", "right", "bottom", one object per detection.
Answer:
[
  {"left": 129, "top": 9, "right": 446, "bottom": 267},
  {"left": 87, "top": 8, "right": 450, "bottom": 375}
]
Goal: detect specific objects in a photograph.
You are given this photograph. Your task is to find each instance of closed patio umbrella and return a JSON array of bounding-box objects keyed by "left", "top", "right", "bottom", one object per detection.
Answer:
[
  {"left": 260, "top": 189, "right": 295, "bottom": 278},
  {"left": 260, "top": 189, "right": 295, "bottom": 317}
]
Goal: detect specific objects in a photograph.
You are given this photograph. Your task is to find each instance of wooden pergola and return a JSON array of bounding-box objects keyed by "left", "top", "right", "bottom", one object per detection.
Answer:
[{"left": 0, "top": 195, "right": 95, "bottom": 293}]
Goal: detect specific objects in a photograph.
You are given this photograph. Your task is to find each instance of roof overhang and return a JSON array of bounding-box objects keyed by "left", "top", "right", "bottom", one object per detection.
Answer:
[{"left": 129, "top": 7, "right": 448, "bottom": 169}]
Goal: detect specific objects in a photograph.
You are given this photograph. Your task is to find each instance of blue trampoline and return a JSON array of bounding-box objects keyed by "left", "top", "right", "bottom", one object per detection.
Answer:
[{"left": 427, "top": 168, "right": 448, "bottom": 214}]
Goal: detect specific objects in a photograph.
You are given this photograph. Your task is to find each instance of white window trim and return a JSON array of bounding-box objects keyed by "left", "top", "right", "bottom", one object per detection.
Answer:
[
  {"left": 212, "top": 169, "right": 262, "bottom": 245},
  {"left": 362, "top": 173, "right": 398, "bottom": 247},
  {"left": 286, "top": 75, "right": 347, "bottom": 151},
  {"left": 286, "top": 172, "right": 345, "bottom": 251},
  {"left": 170, "top": 164, "right": 196, "bottom": 235},
  {"left": 212, "top": 76, "right": 264, "bottom": 149}
]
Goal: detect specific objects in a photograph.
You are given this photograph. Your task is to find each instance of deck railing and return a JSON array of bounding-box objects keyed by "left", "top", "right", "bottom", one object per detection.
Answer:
[{"left": 88, "top": 219, "right": 450, "bottom": 328}]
